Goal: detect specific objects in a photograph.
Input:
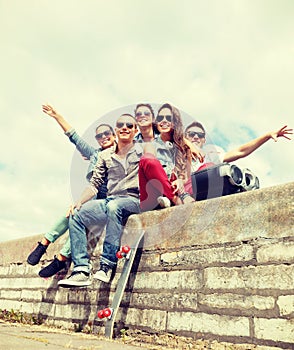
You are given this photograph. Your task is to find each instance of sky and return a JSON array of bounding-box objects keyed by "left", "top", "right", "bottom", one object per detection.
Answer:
[{"left": 0, "top": 0, "right": 293, "bottom": 243}]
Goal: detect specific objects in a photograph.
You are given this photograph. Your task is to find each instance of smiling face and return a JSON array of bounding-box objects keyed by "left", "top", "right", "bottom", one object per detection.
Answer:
[
  {"left": 185, "top": 126, "right": 206, "bottom": 148},
  {"left": 155, "top": 107, "right": 173, "bottom": 136},
  {"left": 115, "top": 114, "right": 137, "bottom": 143},
  {"left": 95, "top": 125, "right": 116, "bottom": 149},
  {"left": 135, "top": 105, "right": 153, "bottom": 129}
]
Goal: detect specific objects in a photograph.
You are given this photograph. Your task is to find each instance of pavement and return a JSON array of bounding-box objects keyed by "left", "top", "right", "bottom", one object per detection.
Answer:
[{"left": 0, "top": 321, "right": 147, "bottom": 350}]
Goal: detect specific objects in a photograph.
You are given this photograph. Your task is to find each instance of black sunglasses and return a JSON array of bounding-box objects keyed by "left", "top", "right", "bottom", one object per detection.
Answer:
[
  {"left": 116, "top": 122, "right": 134, "bottom": 129},
  {"left": 95, "top": 130, "right": 112, "bottom": 140},
  {"left": 186, "top": 131, "right": 205, "bottom": 139},
  {"left": 156, "top": 115, "right": 172, "bottom": 123},
  {"left": 135, "top": 111, "right": 151, "bottom": 118}
]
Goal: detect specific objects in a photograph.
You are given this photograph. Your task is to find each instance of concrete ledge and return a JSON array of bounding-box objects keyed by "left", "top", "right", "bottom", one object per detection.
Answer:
[
  {"left": 124, "top": 181, "right": 294, "bottom": 249},
  {"left": 1, "top": 182, "right": 293, "bottom": 265}
]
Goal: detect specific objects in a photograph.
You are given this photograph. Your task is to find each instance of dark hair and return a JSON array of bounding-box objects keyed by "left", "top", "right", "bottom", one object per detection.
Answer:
[
  {"left": 134, "top": 103, "right": 158, "bottom": 135},
  {"left": 95, "top": 123, "right": 115, "bottom": 135},
  {"left": 119, "top": 113, "right": 137, "bottom": 121},
  {"left": 134, "top": 103, "right": 155, "bottom": 119},
  {"left": 117, "top": 114, "right": 138, "bottom": 129},
  {"left": 157, "top": 103, "right": 190, "bottom": 179},
  {"left": 185, "top": 121, "right": 205, "bottom": 135}
]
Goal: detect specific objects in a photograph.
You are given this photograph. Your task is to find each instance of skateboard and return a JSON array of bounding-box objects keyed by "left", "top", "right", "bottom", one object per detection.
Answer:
[{"left": 97, "top": 230, "right": 145, "bottom": 338}]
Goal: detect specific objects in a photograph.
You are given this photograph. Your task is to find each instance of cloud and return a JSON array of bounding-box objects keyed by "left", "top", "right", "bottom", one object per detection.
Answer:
[{"left": 0, "top": 0, "right": 293, "bottom": 243}]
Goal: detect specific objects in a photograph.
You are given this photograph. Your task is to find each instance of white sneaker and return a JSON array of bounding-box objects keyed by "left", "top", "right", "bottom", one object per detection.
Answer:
[
  {"left": 157, "top": 196, "right": 171, "bottom": 208},
  {"left": 93, "top": 264, "right": 112, "bottom": 283},
  {"left": 58, "top": 271, "right": 91, "bottom": 287}
]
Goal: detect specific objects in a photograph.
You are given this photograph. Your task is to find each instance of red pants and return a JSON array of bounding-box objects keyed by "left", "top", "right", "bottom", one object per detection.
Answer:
[
  {"left": 184, "top": 162, "right": 216, "bottom": 194},
  {"left": 139, "top": 153, "right": 175, "bottom": 212}
]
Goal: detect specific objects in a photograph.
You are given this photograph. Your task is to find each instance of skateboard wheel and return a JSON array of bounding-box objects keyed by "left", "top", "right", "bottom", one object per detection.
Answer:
[
  {"left": 103, "top": 308, "right": 112, "bottom": 318},
  {"left": 116, "top": 251, "right": 123, "bottom": 259},
  {"left": 97, "top": 309, "right": 105, "bottom": 319},
  {"left": 122, "top": 245, "right": 131, "bottom": 254}
]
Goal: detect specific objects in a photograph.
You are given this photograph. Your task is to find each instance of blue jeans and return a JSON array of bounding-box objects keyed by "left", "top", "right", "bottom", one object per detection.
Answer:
[
  {"left": 44, "top": 216, "right": 71, "bottom": 258},
  {"left": 69, "top": 196, "right": 140, "bottom": 273}
]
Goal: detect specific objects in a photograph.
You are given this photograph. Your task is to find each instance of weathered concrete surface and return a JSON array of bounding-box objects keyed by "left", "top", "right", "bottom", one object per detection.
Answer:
[
  {"left": 124, "top": 182, "right": 294, "bottom": 249},
  {"left": 0, "top": 182, "right": 293, "bottom": 264}
]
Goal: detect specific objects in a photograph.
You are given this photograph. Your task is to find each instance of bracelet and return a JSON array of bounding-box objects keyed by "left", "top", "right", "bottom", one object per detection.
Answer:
[{"left": 179, "top": 192, "right": 191, "bottom": 201}]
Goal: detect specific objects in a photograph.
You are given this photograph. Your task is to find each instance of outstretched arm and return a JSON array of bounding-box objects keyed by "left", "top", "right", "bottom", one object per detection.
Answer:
[
  {"left": 42, "top": 103, "right": 72, "bottom": 132},
  {"left": 42, "top": 103, "right": 96, "bottom": 159},
  {"left": 223, "top": 125, "right": 292, "bottom": 162}
]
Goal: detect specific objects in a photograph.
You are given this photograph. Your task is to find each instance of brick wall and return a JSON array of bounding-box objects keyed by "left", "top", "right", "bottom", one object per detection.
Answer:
[{"left": 0, "top": 182, "right": 293, "bottom": 348}]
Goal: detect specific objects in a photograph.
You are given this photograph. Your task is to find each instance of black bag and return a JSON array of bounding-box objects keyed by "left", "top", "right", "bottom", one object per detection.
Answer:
[{"left": 191, "top": 163, "right": 259, "bottom": 201}]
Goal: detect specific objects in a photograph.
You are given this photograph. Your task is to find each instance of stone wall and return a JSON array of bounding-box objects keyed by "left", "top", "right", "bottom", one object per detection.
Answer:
[{"left": 0, "top": 182, "right": 293, "bottom": 348}]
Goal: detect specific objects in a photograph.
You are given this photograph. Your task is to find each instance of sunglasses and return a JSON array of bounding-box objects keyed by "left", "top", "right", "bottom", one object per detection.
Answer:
[
  {"left": 186, "top": 131, "right": 205, "bottom": 139},
  {"left": 135, "top": 111, "right": 151, "bottom": 118},
  {"left": 95, "top": 130, "right": 112, "bottom": 140},
  {"left": 156, "top": 115, "right": 172, "bottom": 123},
  {"left": 116, "top": 122, "right": 134, "bottom": 129}
]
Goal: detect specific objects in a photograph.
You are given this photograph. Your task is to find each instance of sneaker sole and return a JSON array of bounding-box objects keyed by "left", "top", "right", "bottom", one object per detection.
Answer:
[
  {"left": 93, "top": 273, "right": 111, "bottom": 283},
  {"left": 58, "top": 280, "right": 92, "bottom": 287},
  {"left": 27, "top": 259, "right": 39, "bottom": 266},
  {"left": 39, "top": 265, "right": 66, "bottom": 278},
  {"left": 39, "top": 270, "right": 65, "bottom": 278}
]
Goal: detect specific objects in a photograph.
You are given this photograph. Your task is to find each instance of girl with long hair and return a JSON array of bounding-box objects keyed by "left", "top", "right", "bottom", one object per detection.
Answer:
[{"left": 139, "top": 103, "right": 195, "bottom": 211}]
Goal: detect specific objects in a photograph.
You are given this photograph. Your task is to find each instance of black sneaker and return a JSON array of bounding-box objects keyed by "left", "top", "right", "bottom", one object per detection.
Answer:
[
  {"left": 27, "top": 242, "right": 48, "bottom": 265},
  {"left": 39, "top": 256, "right": 67, "bottom": 278}
]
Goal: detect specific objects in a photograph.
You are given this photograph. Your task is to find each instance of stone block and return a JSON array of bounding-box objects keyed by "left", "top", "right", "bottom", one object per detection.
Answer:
[
  {"left": 128, "top": 292, "right": 198, "bottom": 311},
  {"left": 254, "top": 317, "right": 294, "bottom": 343},
  {"left": 205, "top": 265, "right": 294, "bottom": 290},
  {"left": 161, "top": 244, "right": 254, "bottom": 266},
  {"left": 42, "top": 288, "right": 67, "bottom": 303},
  {"left": 0, "top": 290, "right": 22, "bottom": 300},
  {"left": 133, "top": 270, "right": 202, "bottom": 291},
  {"left": 54, "top": 303, "right": 88, "bottom": 320},
  {"left": 20, "top": 289, "right": 43, "bottom": 301},
  {"left": 140, "top": 252, "right": 161, "bottom": 268},
  {"left": 20, "top": 301, "right": 42, "bottom": 314},
  {"left": 199, "top": 293, "right": 275, "bottom": 311},
  {"left": 0, "top": 266, "right": 10, "bottom": 276},
  {"left": 0, "top": 299, "right": 22, "bottom": 311},
  {"left": 125, "top": 308, "right": 167, "bottom": 331},
  {"left": 0, "top": 277, "right": 54, "bottom": 290},
  {"left": 37, "top": 302, "right": 56, "bottom": 318},
  {"left": 160, "top": 251, "right": 184, "bottom": 264},
  {"left": 167, "top": 311, "right": 250, "bottom": 337},
  {"left": 277, "top": 295, "right": 294, "bottom": 316},
  {"left": 257, "top": 242, "right": 294, "bottom": 263},
  {"left": 9, "top": 263, "right": 28, "bottom": 276}
]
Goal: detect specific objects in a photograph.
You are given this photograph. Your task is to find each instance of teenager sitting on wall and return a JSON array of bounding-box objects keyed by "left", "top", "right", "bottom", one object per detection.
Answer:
[
  {"left": 184, "top": 121, "right": 293, "bottom": 194},
  {"left": 58, "top": 114, "right": 143, "bottom": 286},
  {"left": 27, "top": 104, "right": 116, "bottom": 277},
  {"left": 139, "top": 103, "right": 197, "bottom": 211}
]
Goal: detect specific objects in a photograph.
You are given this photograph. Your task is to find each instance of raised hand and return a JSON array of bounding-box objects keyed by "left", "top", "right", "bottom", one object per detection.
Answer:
[
  {"left": 270, "top": 125, "right": 293, "bottom": 142},
  {"left": 42, "top": 103, "right": 59, "bottom": 119}
]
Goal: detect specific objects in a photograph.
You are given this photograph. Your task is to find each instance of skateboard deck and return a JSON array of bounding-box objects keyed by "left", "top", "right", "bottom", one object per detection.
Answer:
[{"left": 98, "top": 230, "right": 145, "bottom": 338}]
